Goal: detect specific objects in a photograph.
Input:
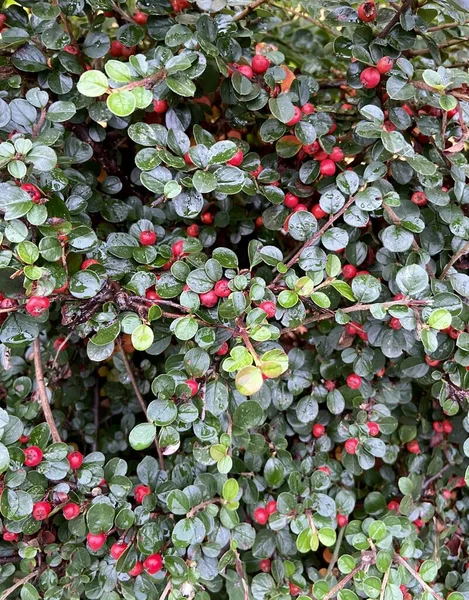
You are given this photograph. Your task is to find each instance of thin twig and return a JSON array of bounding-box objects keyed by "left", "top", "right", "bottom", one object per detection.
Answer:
[
  {"left": 422, "top": 464, "right": 451, "bottom": 489},
  {"left": 376, "top": 0, "right": 412, "bottom": 38},
  {"left": 233, "top": 0, "right": 271, "bottom": 22},
  {"left": 379, "top": 567, "right": 391, "bottom": 600},
  {"left": 92, "top": 383, "right": 99, "bottom": 452},
  {"left": 440, "top": 239, "right": 469, "bottom": 279},
  {"left": 187, "top": 498, "right": 221, "bottom": 518},
  {"left": 427, "top": 19, "right": 469, "bottom": 32},
  {"left": 270, "top": 2, "right": 335, "bottom": 34},
  {"left": 234, "top": 548, "right": 250, "bottom": 600},
  {"left": 323, "top": 563, "right": 364, "bottom": 600},
  {"left": 0, "top": 570, "right": 38, "bottom": 600},
  {"left": 119, "top": 349, "right": 165, "bottom": 471},
  {"left": 32, "top": 108, "right": 47, "bottom": 138},
  {"left": 33, "top": 339, "right": 61, "bottom": 443},
  {"left": 158, "top": 580, "right": 172, "bottom": 600},
  {"left": 51, "top": 331, "right": 72, "bottom": 369},
  {"left": 326, "top": 525, "right": 345, "bottom": 579},
  {"left": 394, "top": 555, "right": 445, "bottom": 600},
  {"left": 407, "top": 36, "right": 469, "bottom": 56}
]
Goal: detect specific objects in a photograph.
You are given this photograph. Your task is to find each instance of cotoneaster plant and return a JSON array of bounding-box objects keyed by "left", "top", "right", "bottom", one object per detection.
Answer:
[{"left": 1, "top": 1, "right": 469, "bottom": 600}]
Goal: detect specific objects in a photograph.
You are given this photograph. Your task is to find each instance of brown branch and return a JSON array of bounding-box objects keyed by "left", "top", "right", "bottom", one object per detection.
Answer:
[
  {"left": 427, "top": 20, "right": 469, "bottom": 32},
  {"left": 376, "top": 0, "right": 412, "bottom": 39},
  {"left": 270, "top": 2, "right": 336, "bottom": 34},
  {"left": 113, "top": 70, "right": 166, "bottom": 93},
  {"left": 379, "top": 567, "right": 391, "bottom": 600},
  {"left": 33, "top": 339, "right": 61, "bottom": 443},
  {"left": 0, "top": 570, "right": 39, "bottom": 600},
  {"left": 269, "top": 195, "right": 356, "bottom": 287},
  {"left": 408, "top": 36, "right": 469, "bottom": 56},
  {"left": 323, "top": 563, "right": 364, "bottom": 600},
  {"left": 32, "top": 108, "right": 47, "bottom": 138},
  {"left": 326, "top": 524, "right": 345, "bottom": 579},
  {"left": 439, "top": 238, "right": 469, "bottom": 279},
  {"left": 394, "top": 555, "right": 445, "bottom": 600},
  {"left": 119, "top": 349, "right": 165, "bottom": 471},
  {"left": 234, "top": 548, "right": 250, "bottom": 600},
  {"left": 187, "top": 498, "right": 221, "bottom": 518},
  {"left": 158, "top": 581, "right": 173, "bottom": 600},
  {"left": 233, "top": 0, "right": 271, "bottom": 22}
]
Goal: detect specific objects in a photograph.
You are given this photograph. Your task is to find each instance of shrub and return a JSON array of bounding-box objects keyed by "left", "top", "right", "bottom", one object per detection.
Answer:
[{"left": 0, "top": 0, "right": 468, "bottom": 599}]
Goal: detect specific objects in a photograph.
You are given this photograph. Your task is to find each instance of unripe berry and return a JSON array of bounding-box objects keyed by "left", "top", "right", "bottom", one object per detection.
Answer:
[
  {"left": 311, "top": 204, "right": 327, "bottom": 219},
  {"left": 135, "top": 484, "right": 151, "bottom": 503},
  {"left": 376, "top": 56, "right": 394, "bottom": 74},
  {"left": 111, "top": 541, "right": 128, "bottom": 560},
  {"left": 252, "top": 54, "right": 270, "bottom": 74},
  {"left": 253, "top": 507, "right": 269, "bottom": 525},
  {"left": 346, "top": 374, "right": 362, "bottom": 389},
  {"left": 63, "top": 502, "right": 81, "bottom": 520},
  {"left": 199, "top": 290, "right": 218, "bottom": 307},
  {"left": 185, "top": 379, "right": 199, "bottom": 396},
  {"left": 67, "top": 451, "right": 83, "bottom": 470},
  {"left": 26, "top": 296, "right": 50, "bottom": 317},
  {"left": 24, "top": 446, "right": 43, "bottom": 467},
  {"left": 140, "top": 230, "right": 157, "bottom": 246},
  {"left": 360, "top": 67, "right": 381, "bottom": 89},
  {"left": 342, "top": 264, "right": 357, "bottom": 279},
  {"left": 284, "top": 192, "right": 299, "bottom": 208},
  {"left": 286, "top": 106, "right": 302, "bottom": 126},
  {"left": 319, "top": 159, "right": 336, "bottom": 176},
  {"left": 259, "top": 301, "right": 276, "bottom": 318},
  {"left": 87, "top": 532, "right": 107, "bottom": 551},
  {"left": 345, "top": 438, "right": 359, "bottom": 454},
  {"left": 143, "top": 553, "right": 163, "bottom": 574},
  {"left": 153, "top": 99, "right": 168, "bottom": 113},
  {"left": 33, "top": 501, "right": 52, "bottom": 520},
  {"left": 312, "top": 423, "right": 325, "bottom": 438},
  {"left": 227, "top": 149, "right": 244, "bottom": 166},
  {"left": 357, "top": 1, "right": 377, "bottom": 22}
]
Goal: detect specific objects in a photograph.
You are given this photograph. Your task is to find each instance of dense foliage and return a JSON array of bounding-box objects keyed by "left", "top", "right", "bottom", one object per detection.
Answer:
[{"left": 1, "top": 0, "right": 469, "bottom": 599}]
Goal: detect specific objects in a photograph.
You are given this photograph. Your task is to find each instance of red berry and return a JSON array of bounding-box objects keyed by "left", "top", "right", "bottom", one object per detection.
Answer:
[
  {"left": 432, "top": 421, "right": 444, "bottom": 433},
  {"left": 311, "top": 204, "right": 327, "bottom": 219},
  {"left": 3, "top": 531, "right": 19, "bottom": 542},
  {"left": 345, "top": 438, "right": 359, "bottom": 454},
  {"left": 360, "top": 67, "right": 381, "bottom": 89},
  {"left": 411, "top": 191, "right": 427, "bottom": 206},
  {"left": 284, "top": 192, "right": 299, "bottom": 208},
  {"left": 21, "top": 183, "right": 41, "bottom": 202},
  {"left": 24, "top": 446, "right": 43, "bottom": 467},
  {"left": 129, "top": 561, "right": 144, "bottom": 576},
  {"left": 389, "top": 317, "right": 402, "bottom": 330},
  {"left": 442, "top": 489, "right": 451, "bottom": 500},
  {"left": 259, "top": 301, "right": 276, "bottom": 318},
  {"left": 324, "top": 380, "right": 336, "bottom": 391},
  {"left": 199, "top": 290, "right": 218, "bottom": 307},
  {"left": 342, "top": 264, "right": 357, "bottom": 279},
  {"left": 442, "top": 420, "right": 453, "bottom": 434},
  {"left": 253, "top": 507, "right": 269, "bottom": 525},
  {"left": 63, "top": 44, "right": 79, "bottom": 55},
  {"left": 252, "top": 54, "right": 270, "bottom": 74},
  {"left": 346, "top": 374, "right": 362, "bottom": 390},
  {"left": 87, "top": 532, "right": 107, "bottom": 551},
  {"left": 448, "top": 327, "right": 460, "bottom": 339},
  {"left": 425, "top": 355, "right": 440, "bottom": 367},
  {"left": 317, "top": 465, "right": 330, "bottom": 475},
  {"left": 259, "top": 559, "right": 271, "bottom": 572},
  {"left": 19, "top": 435, "right": 29, "bottom": 444},
  {"left": 216, "top": 341, "right": 229, "bottom": 356},
  {"left": 238, "top": 65, "right": 253, "bottom": 79},
  {"left": 187, "top": 224, "right": 200, "bottom": 237},
  {"left": 184, "top": 151, "right": 193, "bottom": 165},
  {"left": 337, "top": 514, "right": 348, "bottom": 527},
  {"left": 377, "top": 56, "right": 393, "bottom": 74},
  {"left": 266, "top": 500, "right": 277, "bottom": 515},
  {"left": 109, "top": 40, "right": 124, "bottom": 57},
  {"left": 111, "top": 541, "right": 128, "bottom": 560},
  {"left": 289, "top": 583, "right": 301, "bottom": 596},
  {"left": 214, "top": 280, "right": 231, "bottom": 298},
  {"left": 201, "top": 212, "right": 213, "bottom": 224},
  {"left": 26, "top": 296, "right": 50, "bottom": 317},
  {"left": 133, "top": 11, "right": 148, "bottom": 24},
  {"left": 146, "top": 289, "right": 159, "bottom": 301},
  {"left": 250, "top": 165, "right": 263, "bottom": 178},
  {"left": 67, "top": 451, "right": 83, "bottom": 470},
  {"left": 302, "top": 103, "right": 315, "bottom": 114},
  {"left": 185, "top": 379, "right": 199, "bottom": 396},
  {"left": 312, "top": 423, "right": 325, "bottom": 438},
  {"left": 81, "top": 258, "right": 99, "bottom": 270},
  {"left": 135, "top": 484, "right": 151, "bottom": 503},
  {"left": 388, "top": 500, "right": 400, "bottom": 511},
  {"left": 357, "top": 1, "right": 377, "bottom": 22},
  {"left": 143, "top": 553, "right": 163, "bottom": 574},
  {"left": 447, "top": 107, "right": 458, "bottom": 118},
  {"left": 171, "top": 0, "right": 190, "bottom": 10},
  {"left": 33, "top": 501, "right": 52, "bottom": 521},
  {"left": 367, "top": 422, "right": 380, "bottom": 436},
  {"left": 140, "top": 230, "right": 157, "bottom": 246},
  {"left": 406, "top": 440, "right": 420, "bottom": 454},
  {"left": 63, "top": 502, "right": 81, "bottom": 520},
  {"left": 172, "top": 240, "right": 185, "bottom": 257},
  {"left": 286, "top": 106, "right": 302, "bottom": 126},
  {"left": 329, "top": 147, "right": 344, "bottom": 162},
  {"left": 227, "top": 149, "right": 244, "bottom": 166},
  {"left": 53, "top": 336, "right": 67, "bottom": 352},
  {"left": 293, "top": 204, "right": 307, "bottom": 212},
  {"left": 153, "top": 99, "right": 168, "bottom": 113},
  {"left": 319, "top": 159, "right": 336, "bottom": 176}
]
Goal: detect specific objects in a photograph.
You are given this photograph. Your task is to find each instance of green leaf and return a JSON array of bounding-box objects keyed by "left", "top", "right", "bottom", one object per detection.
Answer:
[
  {"left": 107, "top": 91, "right": 136, "bottom": 117},
  {"left": 77, "top": 70, "right": 109, "bottom": 97},
  {"left": 131, "top": 324, "right": 154, "bottom": 351},
  {"left": 129, "top": 423, "right": 156, "bottom": 451},
  {"left": 235, "top": 366, "right": 263, "bottom": 396}
]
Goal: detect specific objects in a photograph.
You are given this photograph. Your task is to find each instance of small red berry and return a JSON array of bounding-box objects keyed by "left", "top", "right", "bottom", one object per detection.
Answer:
[
  {"left": 143, "top": 553, "right": 163, "bottom": 574},
  {"left": 411, "top": 191, "right": 427, "bottom": 206},
  {"left": 19, "top": 435, "right": 29, "bottom": 444},
  {"left": 145, "top": 289, "right": 159, "bottom": 301},
  {"left": 252, "top": 54, "right": 270, "bottom": 74},
  {"left": 389, "top": 317, "right": 402, "bottom": 330},
  {"left": 317, "top": 465, "right": 330, "bottom": 475},
  {"left": 67, "top": 451, "right": 83, "bottom": 470},
  {"left": 346, "top": 374, "right": 362, "bottom": 389},
  {"left": 81, "top": 258, "right": 99, "bottom": 270},
  {"left": 110, "top": 41, "right": 124, "bottom": 57},
  {"left": 216, "top": 341, "right": 229, "bottom": 356},
  {"left": 311, "top": 204, "right": 327, "bottom": 219},
  {"left": 111, "top": 541, "right": 128, "bottom": 560},
  {"left": 388, "top": 500, "right": 400, "bottom": 511},
  {"left": 63, "top": 45, "right": 80, "bottom": 55},
  {"left": 259, "top": 559, "right": 271, "bottom": 572},
  {"left": 329, "top": 147, "right": 344, "bottom": 162},
  {"left": 26, "top": 296, "right": 50, "bottom": 317},
  {"left": 432, "top": 421, "right": 444, "bottom": 433},
  {"left": 21, "top": 183, "right": 41, "bottom": 202},
  {"left": 289, "top": 583, "right": 301, "bottom": 596},
  {"left": 376, "top": 56, "right": 393, "bottom": 74},
  {"left": 266, "top": 500, "right": 277, "bottom": 515},
  {"left": 3, "top": 531, "right": 19, "bottom": 542},
  {"left": 238, "top": 65, "right": 253, "bottom": 79},
  {"left": 367, "top": 422, "right": 380, "bottom": 436},
  {"left": 342, "top": 264, "right": 357, "bottom": 279},
  {"left": 250, "top": 165, "right": 263, "bottom": 178},
  {"left": 406, "top": 440, "right": 420, "bottom": 454},
  {"left": 24, "top": 446, "right": 43, "bottom": 467},
  {"left": 324, "top": 380, "right": 336, "bottom": 391},
  {"left": 87, "top": 532, "right": 107, "bottom": 551},
  {"left": 360, "top": 67, "right": 381, "bottom": 89},
  {"left": 135, "top": 485, "right": 151, "bottom": 503},
  {"left": 63, "top": 502, "right": 81, "bottom": 520},
  {"left": 284, "top": 192, "right": 299, "bottom": 208},
  {"left": 153, "top": 99, "right": 168, "bottom": 113},
  {"left": 33, "top": 501, "right": 52, "bottom": 520},
  {"left": 425, "top": 356, "right": 440, "bottom": 367},
  {"left": 319, "top": 159, "right": 336, "bottom": 176},
  {"left": 302, "top": 103, "right": 315, "bottom": 114},
  {"left": 199, "top": 290, "right": 218, "bottom": 307},
  {"left": 133, "top": 11, "right": 148, "bottom": 24},
  {"left": 140, "top": 230, "right": 157, "bottom": 246},
  {"left": 286, "top": 106, "right": 302, "bottom": 126},
  {"left": 253, "top": 507, "right": 269, "bottom": 525},
  {"left": 201, "top": 212, "right": 213, "bottom": 224},
  {"left": 129, "top": 561, "right": 144, "bottom": 576},
  {"left": 337, "top": 514, "right": 348, "bottom": 527},
  {"left": 172, "top": 240, "right": 185, "bottom": 258},
  {"left": 259, "top": 301, "right": 276, "bottom": 318},
  {"left": 293, "top": 204, "right": 307, "bottom": 212},
  {"left": 185, "top": 379, "right": 199, "bottom": 396},
  {"left": 227, "top": 149, "right": 244, "bottom": 167},
  {"left": 53, "top": 336, "right": 67, "bottom": 352},
  {"left": 357, "top": 1, "right": 377, "bottom": 22},
  {"left": 214, "top": 280, "right": 231, "bottom": 298},
  {"left": 442, "top": 489, "right": 451, "bottom": 500},
  {"left": 171, "top": 0, "right": 190, "bottom": 10},
  {"left": 187, "top": 224, "right": 200, "bottom": 237},
  {"left": 344, "top": 438, "right": 359, "bottom": 454},
  {"left": 442, "top": 420, "right": 453, "bottom": 434},
  {"left": 312, "top": 423, "right": 325, "bottom": 438}
]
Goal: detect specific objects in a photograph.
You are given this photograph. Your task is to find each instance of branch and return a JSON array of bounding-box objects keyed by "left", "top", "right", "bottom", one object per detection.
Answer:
[
  {"left": 32, "top": 108, "right": 47, "bottom": 138},
  {"left": 394, "top": 555, "right": 445, "bottom": 600},
  {"left": 233, "top": 0, "right": 270, "bottom": 22},
  {"left": 270, "top": 2, "right": 336, "bottom": 34},
  {"left": 376, "top": 0, "right": 412, "bottom": 39},
  {"left": 187, "top": 498, "right": 221, "bottom": 518},
  {"left": 326, "top": 524, "right": 345, "bottom": 579},
  {"left": 269, "top": 195, "right": 356, "bottom": 287},
  {"left": 323, "top": 563, "right": 364, "bottom": 600},
  {"left": 407, "top": 36, "right": 469, "bottom": 56},
  {"left": 234, "top": 548, "right": 250, "bottom": 600},
  {"left": 0, "top": 570, "right": 39, "bottom": 600},
  {"left": 113, "top": 70, "right": 166, "bottom": 93},
  {"left": 158, "top": 580, "right": 172, "bottom": 600},
  {"left": 119, "top": 349, "right": 165, "bottom": 471},
  {"left": 439, "top": 238, "right": 469, "bottom": 279},
  {"left": 427, "top": 19, "right": 469, "bottom": 32},
  {"left": 33, "top": 339, "right": 61, "bottom": 443},
  {"left": 379, "top": 567, "right": 391, "bottom": 600}
]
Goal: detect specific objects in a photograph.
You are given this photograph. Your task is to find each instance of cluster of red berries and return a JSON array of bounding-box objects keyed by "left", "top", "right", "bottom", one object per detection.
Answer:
[
  {"left": 0, "top": 13, "right": 7, "bottom": 33},
  {"left": 345, "top": 321, "right": 368, "bottom": 341},
  {"left": 21, "top": 183, "right": 42, "bottom": 203},
  {"left": 253, "top": 500, "right": 277, "bottom": 525},
  {"left": 109, "top": 40, "right": 137, "bottom": 58},
  {"left": 432, "top": 420, "right": 453, "bottom": 434},
  {"left": 360, "top": 57, "right": 393, "bottom": 89},
  {"left": 303, "top": 143, "right": 344, "bottom": 178}
]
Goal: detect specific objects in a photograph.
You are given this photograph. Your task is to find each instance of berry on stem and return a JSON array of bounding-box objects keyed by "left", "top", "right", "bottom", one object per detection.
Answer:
[
  {"left": 67, "top": 451, "right": 83, "bottom": 469},
  {"left": 253, "top": 507, "right": 269, "bottom": 524},
  {"left": 87, "top": 532, "right": 107, "bottom": 551},
  {"left": 24, "top": 446, "right": 43, "bottom": 467},
  {"left": 143, "top": 553, "right": 163, "bottom": 574}
]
